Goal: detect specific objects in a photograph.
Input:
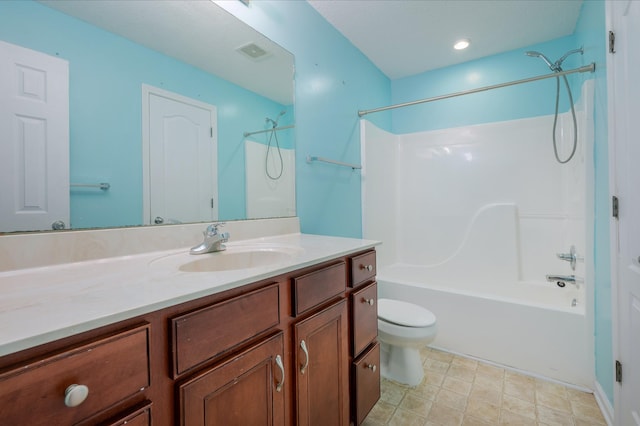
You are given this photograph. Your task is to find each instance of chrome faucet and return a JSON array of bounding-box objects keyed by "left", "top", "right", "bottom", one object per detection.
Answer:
[
  {"left": 190, "top": 223, "right": 230, "bottom": 255},
  {"left": 556, "top": 245, "right": 577, "bottom": 271}
]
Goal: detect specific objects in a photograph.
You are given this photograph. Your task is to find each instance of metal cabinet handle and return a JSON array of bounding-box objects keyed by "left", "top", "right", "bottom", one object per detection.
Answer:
[
  {"left": 300, "top": 340, "right": 309, "bottom": 374},
  {"left": 361, "top": 297, "right": 375, "bottom": 306},
  {"left": 64, "top": 384, "right": 89, "bottom": 407},
  {"left": 367, "top": 364, "right": 377, "bottom": 372},
  {"left": 360, "top": 264, "right": 373, "bottom": 272},
  {"left": 275, "top": 354, "right": 285, "bottom": 392}
]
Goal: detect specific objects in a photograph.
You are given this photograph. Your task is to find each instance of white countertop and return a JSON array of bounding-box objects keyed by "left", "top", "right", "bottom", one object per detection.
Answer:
[{"left": 0, "top": 233, "right": 378, "bottom": 357}]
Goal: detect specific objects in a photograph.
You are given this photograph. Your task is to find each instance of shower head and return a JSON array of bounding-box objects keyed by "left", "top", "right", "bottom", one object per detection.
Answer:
[
  {"left": 555, "top": 47, "right": 583, "bottom": 70},
  {"left": 266, "top": 111, "right": 286, "bottom": 128},
  {"left": 525, "top": 51, "right": 555, "bottom": 70}
]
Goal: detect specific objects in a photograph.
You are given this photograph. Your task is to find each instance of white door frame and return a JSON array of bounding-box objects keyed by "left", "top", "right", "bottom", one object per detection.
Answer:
[{"left": 141, "top": 84, "right": 217, "bottom": 225}]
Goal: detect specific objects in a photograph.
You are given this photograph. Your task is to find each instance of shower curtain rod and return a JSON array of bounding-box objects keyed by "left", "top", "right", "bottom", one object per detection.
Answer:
[
  {"left": 243, "top": 124, "right": 295, "bottom": 137},
  {"left": 358, "top": 63, "right": 596, "bottom": 117}
]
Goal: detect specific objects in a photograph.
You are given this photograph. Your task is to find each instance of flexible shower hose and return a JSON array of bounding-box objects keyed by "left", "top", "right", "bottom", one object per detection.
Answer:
[{"left": 552, "top": 74, "right": 578, "bottom": 164}]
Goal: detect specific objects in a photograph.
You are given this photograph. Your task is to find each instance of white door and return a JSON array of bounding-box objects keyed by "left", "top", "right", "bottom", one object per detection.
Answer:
[
  {"left": 608, "top": 1, "right": 640, "bottom": 424},
  {"left": 142, "top": 85, "right": 217, "bottom": 225},
  {"left": 0, "top": 40, "right": 69, "bottom": 232}
]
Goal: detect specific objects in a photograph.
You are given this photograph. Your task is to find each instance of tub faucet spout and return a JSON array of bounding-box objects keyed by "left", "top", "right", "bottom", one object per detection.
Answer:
[
  {"left": 546, "top": 274, "right": 581, "bottom": 289},
  {"left": 190, "top": 223, "right": 230, "bottom": 255}
]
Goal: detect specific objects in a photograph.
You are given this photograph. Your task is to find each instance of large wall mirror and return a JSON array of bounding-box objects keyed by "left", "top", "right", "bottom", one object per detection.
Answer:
[{"left": 0, "top": 0, "right": 295, "bottom": 233}]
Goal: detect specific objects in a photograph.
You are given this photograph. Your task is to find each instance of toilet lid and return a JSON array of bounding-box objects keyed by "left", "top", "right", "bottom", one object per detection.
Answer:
[{"left": 378, "top": 298, "right": 436, "bottom": 327}]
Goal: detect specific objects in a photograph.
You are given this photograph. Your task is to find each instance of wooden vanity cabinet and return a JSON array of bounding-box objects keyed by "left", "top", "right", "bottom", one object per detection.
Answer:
[
  {"left": 0, "top": 249, "right": 378, "bottom": 426},
  {"left": 348, "top": 250, "right": 380, "bottom": 425}
]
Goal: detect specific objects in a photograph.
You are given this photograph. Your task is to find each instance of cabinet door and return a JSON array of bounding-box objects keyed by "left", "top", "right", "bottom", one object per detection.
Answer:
[
  {"left": 294, "top": 300, "right": 349, "bottom": 426},
  {"left": 178, "top": 333, "right": 285, "bottom": 426}
]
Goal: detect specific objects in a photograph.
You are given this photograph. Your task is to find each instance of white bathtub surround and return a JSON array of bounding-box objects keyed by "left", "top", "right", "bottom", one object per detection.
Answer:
[
  {"left": 0, "top": 217, "right": 300, "bottom": 272},
  {"left": 362, "top": 80, "right": 595, "bottom": 388}
]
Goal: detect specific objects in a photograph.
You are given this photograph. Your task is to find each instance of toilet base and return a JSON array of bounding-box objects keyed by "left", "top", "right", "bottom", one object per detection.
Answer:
[{"left": 380, "top": 342, "right": 424, "bottom": 386}]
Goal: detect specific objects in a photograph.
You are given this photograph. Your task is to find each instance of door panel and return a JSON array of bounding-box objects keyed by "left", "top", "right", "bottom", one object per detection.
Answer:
[{"left": 0, "top": 40, "right": 69, "bottom": 231}]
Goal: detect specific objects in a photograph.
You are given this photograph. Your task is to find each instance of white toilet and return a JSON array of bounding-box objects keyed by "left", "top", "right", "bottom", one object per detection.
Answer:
[{"left": 377, "top": 298, "right": 438, "bottom": 386}]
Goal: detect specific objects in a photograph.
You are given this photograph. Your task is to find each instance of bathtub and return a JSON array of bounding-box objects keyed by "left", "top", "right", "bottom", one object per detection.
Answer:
[{"left": 377, "top": 264, "right": 591, "bottom": 387}]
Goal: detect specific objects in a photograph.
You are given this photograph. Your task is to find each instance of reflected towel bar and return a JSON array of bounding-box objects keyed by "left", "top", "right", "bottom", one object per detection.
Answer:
[
  {"left": 306, "top": 155, "right": 362, "bottom": 170},
  {"left": 70, "top": 182, "right": 111, "bottom": 190}
]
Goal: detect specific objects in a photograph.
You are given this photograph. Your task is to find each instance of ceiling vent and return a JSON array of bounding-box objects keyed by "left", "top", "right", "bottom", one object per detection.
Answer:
[{"left": 237, "top": 43, "right": 270, "bottom": 60}]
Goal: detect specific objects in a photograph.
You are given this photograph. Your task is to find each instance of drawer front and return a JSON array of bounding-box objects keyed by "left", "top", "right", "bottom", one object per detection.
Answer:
[
  {"left": 172, "top": 283, "right": 280, "bottom": 376},
  {"left": 102, "top": 401, "right": 152, "bottom": 426},
  {"left": 350, "top": 251, "right": 376, "bottom": 288},
  {"left": 293, "top": 262, "right": 346, "bottom": 316},
  {"left": 0, "top": 324, "right": 150, "bottom": 426},
  {"left": 353, "top": 342, "right": 381, "bottom": 426},
  {"left": 351, "top": 281, "right": 378, "bottom": 356}
]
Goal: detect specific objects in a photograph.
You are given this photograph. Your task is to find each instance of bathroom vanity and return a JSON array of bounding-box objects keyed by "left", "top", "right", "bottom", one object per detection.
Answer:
[{"left": 0, "top": 229, "right": 379, "bottom": 425}]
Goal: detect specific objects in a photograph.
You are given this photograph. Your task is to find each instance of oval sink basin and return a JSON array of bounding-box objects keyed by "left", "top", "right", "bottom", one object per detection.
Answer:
[{"left": 178, "top": 246, "right": 302, "bottom": 272}]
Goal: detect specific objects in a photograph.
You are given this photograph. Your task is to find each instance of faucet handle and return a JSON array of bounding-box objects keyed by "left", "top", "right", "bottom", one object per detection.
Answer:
[{"left": 205, "top": 222, "right": 226, "bottom": 236}]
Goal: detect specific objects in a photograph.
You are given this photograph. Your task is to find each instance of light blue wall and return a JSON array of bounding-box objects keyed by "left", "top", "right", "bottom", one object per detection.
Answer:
[
  {"left": 575, "top": 0, "right": 613, "bottom": 405},
  {"left": 216, "top": 0, "right": 391, "bottom": 238},
  {"left": 0, "top": 0, "right": 291, "bottom": 228},
  {"left": 391, "top": 35, "right": 581, "bottom": 133}
]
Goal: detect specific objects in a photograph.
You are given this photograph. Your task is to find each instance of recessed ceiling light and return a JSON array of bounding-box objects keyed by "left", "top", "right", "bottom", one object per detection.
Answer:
[{"left": 454, "top": 39, "right": 470, "bottom": 50}]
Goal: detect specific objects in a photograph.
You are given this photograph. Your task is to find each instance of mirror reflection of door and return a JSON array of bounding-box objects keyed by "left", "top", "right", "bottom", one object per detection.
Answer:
[
  {"left": 142, "top": 85, "right": 217, "bottom": 225},
  {"left": 0, "top": 40, "right": 69, "bottom": 232}
]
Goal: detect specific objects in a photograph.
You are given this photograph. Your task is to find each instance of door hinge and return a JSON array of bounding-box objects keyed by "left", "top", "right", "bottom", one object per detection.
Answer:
[
  {"left": 609, "top": 31, "right": 616, "bottom": 53},
  {"left": 211, "top": 198, "right": 214, "bottom": 208},
  {"left": 612, "top": 195, "right": 619, "bottom": 219},
  {"left": 210, "top": 127, "right": 213, "bottom": 137},
  {"left": 616, "top": 360, "right": 622, "bottom": 383}
]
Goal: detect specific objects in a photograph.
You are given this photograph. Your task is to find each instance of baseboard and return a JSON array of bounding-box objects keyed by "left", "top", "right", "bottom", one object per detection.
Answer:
[{"left": 594, "top": 380, "right": 614, "bottom": 426}]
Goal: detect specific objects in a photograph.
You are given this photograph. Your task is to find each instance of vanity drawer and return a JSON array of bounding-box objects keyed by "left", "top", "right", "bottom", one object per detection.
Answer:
[
  {"left": 0, "top": 324, "right": 150, "bottom": 426},
  {"left": 351, "top": 281, "right": 378, "bottom": 356},
  {"left": 350, "top": 251, "right": 376, "bottom": 288},
  {"left": 172, "top": 283, "right": 280, "bottom": 376},
  {"left": 292, "top": 261, "right": 346, "bottom": 316},
  {"left": 352, "top": 342, "right": 381, "bottom": 426}
]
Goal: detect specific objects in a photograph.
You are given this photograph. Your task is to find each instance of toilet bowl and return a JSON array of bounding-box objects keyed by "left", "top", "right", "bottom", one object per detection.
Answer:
[{"left": 377, "top": 298, "right": 437, "bottom": 386}]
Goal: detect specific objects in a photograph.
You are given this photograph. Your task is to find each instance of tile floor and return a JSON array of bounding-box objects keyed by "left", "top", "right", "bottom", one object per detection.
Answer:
[{"left": 363, "top": 347, "right": 607, "bottom": 426}]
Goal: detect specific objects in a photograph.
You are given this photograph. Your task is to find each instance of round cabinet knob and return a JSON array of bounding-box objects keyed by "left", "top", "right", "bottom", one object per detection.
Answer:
[
  {"left": 360, "top": 264, "right": 373, "bottom": 272},
  {"left": 367, "top": 364, "right": 377, "bottom": 372},
  {"left": 64, "top": 384, "right": 89, "bottom": 407},
  {"left": 362, "top": 298, "right": 375, "bottom": 306}
]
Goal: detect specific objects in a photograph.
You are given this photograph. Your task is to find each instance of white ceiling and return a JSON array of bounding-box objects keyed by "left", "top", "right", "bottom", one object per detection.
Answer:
[
  {"left": 38, "top": 1, "right": 294, "bottom": 104},
  {"left": 307, "top": 0, "right": 584, "bottom": 80}
]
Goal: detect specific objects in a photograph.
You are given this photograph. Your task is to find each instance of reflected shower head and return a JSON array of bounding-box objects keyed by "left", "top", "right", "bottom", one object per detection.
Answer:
[
  {"left": 525, "top": 51, "right": 555, "bottom": 70},
  {"left": 266, "top": 110, "right": 286, "bottom": 128}
]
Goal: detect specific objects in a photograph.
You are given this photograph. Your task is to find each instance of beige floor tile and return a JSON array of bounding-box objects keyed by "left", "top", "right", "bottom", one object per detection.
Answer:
[
  {"left": 570, "top": 400, "right": 607, "bottom": 424},
  {"left": 461, "top": 415, "right": 494, "bottom": 426},
  {"left": 504, "top": 379, "right": 536, "bottom": 403},
  {"left": 574, "top": 418, "right": 608, "bottom": 426},
  {"left": 499, "top": 409, "right": 538, "bottom": 425},
  {"left": 505, "top": 370, "right": 536, "bottom": 386},
  {"left": 381, "top": 380, "right": 407, "bottom": 405},
  {"left": 400, "top": 394, "right": 433, "bottom": 418},
  {"left": 412, "top": 382, "right": 441, "bottom": 401},
  {"left": 427, "top": 348, "right": 455, "bottom": 363},
  {"left": 442, "top": 376, "right": 473, "bottom": 396},
  {"left": 365, "top": 400, "right": 397, "bottom": 424},
  {"left": 426, "top": 403, "right": 464, "bottom": 426},
  {"left": 424, "top": 358, "right": 451, "bottom": 374},
  {"left": 537, "top": 388, "right": 573, "bottom": 414},
  {"left": 536, "top": 379, "right": 569, "bottom": 398},
  {"left": 452, "top": 355, "right": 479, "bottom": 370},
  {"left": 469, "top": 381, "right": 502, "bottom": 405},
  {"left": 424, "top": 371, "right": 446, "bottom": 387},
  {"left": 466, "top": 397, "right": 500, "bottom": 423},
  {"left": 537, "top": 405, "right": 576, "bottom": 426},
  {"left": 476, "top": 363, "right": 505, "bottom": 380},
  {"left": 388, "top": 408, "right": 428, "bottom": 426},
  {"left": 473, "top": 372, "right": 504, "bottom": 391},
  {"left": 436, "top": 388, "right": 468, "bottom": 411},
  {"left": 448, "top": 364, "right": 477, "bottom": 382},
  {"left": 502, "top": 394, "right": 536, "bottom": 420},
  {"left": 566, "top": 388, "right": 598, "bottom": 406}
]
